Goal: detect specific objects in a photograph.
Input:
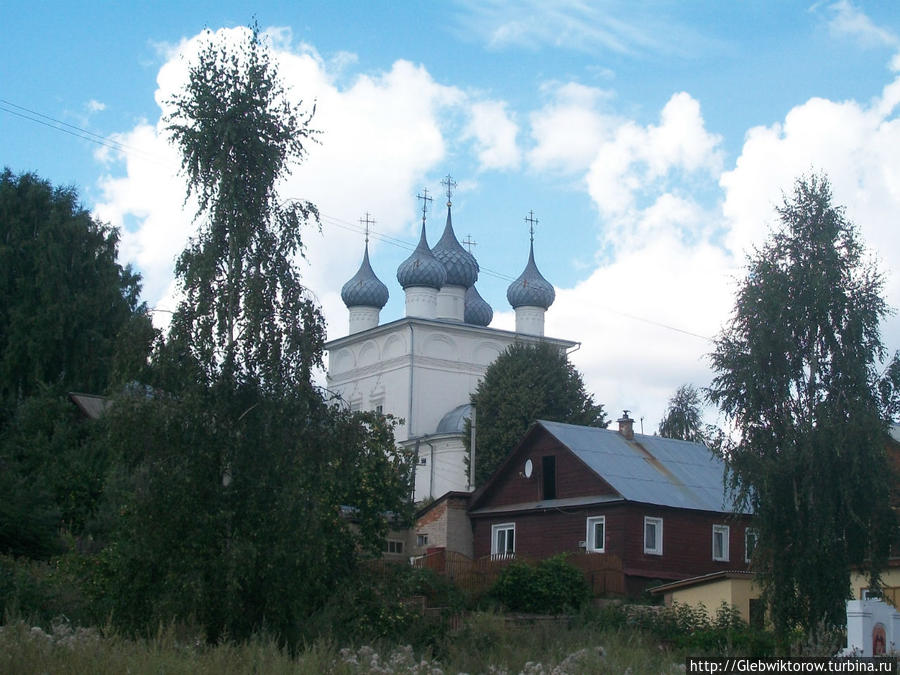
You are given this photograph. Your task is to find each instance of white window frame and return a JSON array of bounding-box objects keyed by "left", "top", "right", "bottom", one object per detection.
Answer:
[
  {"left": 643, "top": 516, "right": 663, "bottom": 555},
  {"left": 416, "top": 533, "right": 428, "bottom": 548},
  {"left": 745, "top": 528, "right": 758, "bottom": 563},
  {"left": 491, "top": 522, "right": 515, "bottom": 558},
  {"left": 384, "top": 539, "right": 403, "bottom": 554},
  {"left": 586, "top": 516, "right": 606, "bottom": 553},
  {"left": 712, "top": 524, "right": 730, "bottom": 562}
]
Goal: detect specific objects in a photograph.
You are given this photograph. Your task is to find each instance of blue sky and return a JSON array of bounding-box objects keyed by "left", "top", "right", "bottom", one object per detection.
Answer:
[{"left": 3, "top": 1, "right": 900, "bottom": 431}]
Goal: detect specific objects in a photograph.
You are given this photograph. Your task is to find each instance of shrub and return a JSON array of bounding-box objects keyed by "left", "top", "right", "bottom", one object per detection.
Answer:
[
  {"left": 625, "top": 601, "right": 775, "bottom": 656},
  {"left": 491, "top": 554, "right": 589, "bottom": 614},
  {"left": 302, "top": 563, "right": 463, "bottom": 649},
  {"left": 0, "top": 554, "right": 93, "bottom": 627}
]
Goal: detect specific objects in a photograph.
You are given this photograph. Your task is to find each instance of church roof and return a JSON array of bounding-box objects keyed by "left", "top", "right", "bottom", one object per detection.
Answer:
[
  {"left": 506, "top": 240, "right": 555, "bottom": 309},
  {"left": 436, "top": 403, "right": 473, "bottom": 434},
  {"left": 341, "top": 242, "right": 389, "bottom": 309},
  {"left": 464, "top": 285, "right": 493, "bottom": 326},
  {"left": 432, "top": 205, "right": 479, "bottom": 287},
  {"left": 396, "top": 222, "right": 447, "bottom": 290}
]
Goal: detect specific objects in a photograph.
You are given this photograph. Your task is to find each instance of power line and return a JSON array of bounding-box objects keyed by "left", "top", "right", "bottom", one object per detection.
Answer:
[
  {"left": 0, "top": 98, "right": 162, "bottom": 164},
  {"left": 3, "top": 98, "right": 712, "bottom": 343}
]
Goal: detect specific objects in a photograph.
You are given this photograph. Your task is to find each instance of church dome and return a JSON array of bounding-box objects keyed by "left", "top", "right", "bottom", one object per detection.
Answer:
[
  {"left": 341, "top": 243, "right": 389, "bottom": 309},
  {"left": 507, "top": 241, "right": 556, "bottom": 309},
  {"left": 436, "top": 403, "right": 473, "bottom": 434},
  {"left": 397, "top": 222, "right": 447, "bottom": 290},
  {"left": 432, "top": 205, "right": 478, "bottom": 287},
  {"left": 464, "top": 285, "right": 493, "bottom": 326}
]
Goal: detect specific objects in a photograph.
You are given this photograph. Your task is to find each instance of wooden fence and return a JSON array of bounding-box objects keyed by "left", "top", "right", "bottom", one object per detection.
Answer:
[{"left": 413, "top": 549, "right": 625, "bottom": 597}]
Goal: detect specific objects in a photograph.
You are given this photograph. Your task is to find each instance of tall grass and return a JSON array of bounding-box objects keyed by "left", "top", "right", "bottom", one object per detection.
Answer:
[{"left": 1, "top": 612, "right": 693, "bottom": 675}]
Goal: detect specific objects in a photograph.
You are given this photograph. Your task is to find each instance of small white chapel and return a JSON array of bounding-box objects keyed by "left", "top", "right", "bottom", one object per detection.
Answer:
[{"left": 324, "top": 177, "right": 576, "bottom": 502}]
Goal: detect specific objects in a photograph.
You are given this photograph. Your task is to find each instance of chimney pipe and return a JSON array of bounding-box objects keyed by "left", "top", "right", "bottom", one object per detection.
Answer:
[{"left": 617, "top": 410, "right": 635, "bottom": 441}]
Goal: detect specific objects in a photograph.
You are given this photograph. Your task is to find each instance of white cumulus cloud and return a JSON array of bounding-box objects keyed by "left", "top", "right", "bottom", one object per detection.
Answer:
[{"left": 463, "top": 100, "right": 521, "bottom": 171}]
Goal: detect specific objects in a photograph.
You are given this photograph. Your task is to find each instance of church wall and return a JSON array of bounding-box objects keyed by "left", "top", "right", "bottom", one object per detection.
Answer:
[
  {"left": 326, "top": 318, "right": 576, "bottom": 501},
  {"left": 413, "top": 436, "right": 470, "bottom": 501}
]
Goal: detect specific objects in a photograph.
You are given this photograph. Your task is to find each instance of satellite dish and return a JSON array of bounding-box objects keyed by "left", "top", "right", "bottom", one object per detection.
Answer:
[{"left": 524, "top": 458, "right": 533, "bottom": 479}]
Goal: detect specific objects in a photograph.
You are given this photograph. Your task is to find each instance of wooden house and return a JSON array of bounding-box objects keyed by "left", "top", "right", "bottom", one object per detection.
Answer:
[{"left": 467, "top": 415, "right": 754, "bottom": 595}]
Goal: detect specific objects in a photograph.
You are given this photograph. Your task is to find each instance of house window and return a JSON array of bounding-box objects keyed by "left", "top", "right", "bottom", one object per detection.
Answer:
[
  {"left": 745, "top": 528, "right": 758, "bottom": 563},
  {"left": 383, "top": 539, "right": 403, "bottom": 554},
  {"left": 644, "top": 516, "right": 663, "bottom": 555},
  {"left": 712, "top": 524, "right": 730, "bottom": 561},
  {"left": 491, "top": 522, "right": 515, "bottom": 558},
  {"left": 416, "top": 533, "right": 428, "bottom": 548},
  {"left": 586, "top": 516, "right": 606, "bottom": 553},
  {"left": 542, "top": 455, "right": 557, "bottom": 500}
]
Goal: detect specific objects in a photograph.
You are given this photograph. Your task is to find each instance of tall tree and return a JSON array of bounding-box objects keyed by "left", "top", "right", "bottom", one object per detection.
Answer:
[
  {"left": 102, "top": 27, "right": 413, "bottom": 644},
  {"left": 164, "top": 25, "right": 322, "bottom": 393},
  {"left": 0, "top": 169, "right": 151, "bottom": 404},
  {"left": 0, "top": 169, "right": 154, "bottom": 557},
  {"left": 658, "top": 384, "right": 706, "bottom": 443},
  {"left": 708, "top": 174, "right": 896, "bottom": 649},
  {"left": 468, "top": 341, "right": 607, "bottom": 487}
]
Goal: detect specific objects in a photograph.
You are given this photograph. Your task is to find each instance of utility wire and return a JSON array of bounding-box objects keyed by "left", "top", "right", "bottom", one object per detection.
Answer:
[
  {"left": 3, "top": 97, "right": 712, "bottom": 343},
  {"left": 0, "top": 98, "right": 162, "bottom": 164}
]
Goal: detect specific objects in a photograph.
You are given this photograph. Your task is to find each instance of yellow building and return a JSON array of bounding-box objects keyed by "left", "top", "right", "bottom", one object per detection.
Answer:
[{"left": 650, "top": 571, "right": 763, "bottom": 626}]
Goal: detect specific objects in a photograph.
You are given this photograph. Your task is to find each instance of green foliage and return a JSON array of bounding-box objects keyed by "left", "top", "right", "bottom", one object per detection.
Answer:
[
  {"left": 304, "top": 564, "right": 463, "bottom": 649},
  {"left": 0, "top": 168, "right": 150, "bottom": 403},
  {"left": 164, "top": 25, "right": 322, "bottom": 394},
  {"left": 658, "top": 384, "right": 707, "bottom": 442},
  {"left": 0, "top": 554, "right": 93, "bottom": 628},
  {"left": 620, "top": 602, "right": 775, "bottom": 656},
  {"left": 467, "top": 342, "right": 607, "bottom": 486},
  {"left": 99, "top": 389, "right": 413, "bottom": 644},
  {"left": 708, "top": 174, "right": 897, "bottom": 649},
  {"left": 0, "top": 169, "right": 153, "bottom": 559},
  {"left": 99, "top": 27, "right": 414, "bottom": 647},
  {"left": 491, "top": 554, "right": 589, "bottom": 614},
  {"left": 0, "top": 394, "right": 112, "bottom": 558}
]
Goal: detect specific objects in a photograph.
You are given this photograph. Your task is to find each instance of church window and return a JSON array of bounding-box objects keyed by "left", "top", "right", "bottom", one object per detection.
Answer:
[
  {"left": 491, "top": 522, "right": 515, "bottom": 558},
  {"left": 712, "top": 524, "right": 729, "bottom": 561}
]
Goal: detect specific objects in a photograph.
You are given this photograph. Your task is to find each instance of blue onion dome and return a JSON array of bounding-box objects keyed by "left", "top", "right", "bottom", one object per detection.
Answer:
[
  {"left": 464, "top": 285, "right": 493, "bottom": 326},
  {"left": 507, "top": 241, "right": 556, "bottom": 309},
  {"left": 341, "top": 243, "right": 389, "bottom": 309},
  {"left": 397, "top": 222, "right": 447, "bottom": 290},
  {"left": 432, "top": 206, "right": 479, "bottom": 287}
]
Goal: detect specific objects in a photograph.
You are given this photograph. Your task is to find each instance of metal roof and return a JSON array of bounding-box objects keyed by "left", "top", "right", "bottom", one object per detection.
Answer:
[
  {"left": 68, "top": 392, "right": 111, "bottom": 420},
  {"left": 341, "top": 243, "right": 389, "bottom": 309},
  {"left": 464, "top": 285, "right": 493, "bottom": 326},
  {"left": 537, "top": 420, "right": 747, "bottom": 514},
  {"left": 507, "top": 241, "right": 555, "bottom": 309},
  {"left": 470, "top": 494, "right": 624, "bottom": 516},
  {"left": 396, "top": 222, "right": 447, "bottom": 290},
  {"left": 432, "top": 206, "right": 478, "bottom": 287},
  {"left": 436, "top": 403, "right": 473, "bottom": 434}
]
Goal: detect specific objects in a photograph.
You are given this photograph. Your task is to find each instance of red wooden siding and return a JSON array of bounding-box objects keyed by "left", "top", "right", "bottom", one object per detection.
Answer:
[
  {"left": 472, "top": 503, "right": 753, "bottom": 582},
  {"left": 475, "top": 426, "right": 618, "bottom": 509}
]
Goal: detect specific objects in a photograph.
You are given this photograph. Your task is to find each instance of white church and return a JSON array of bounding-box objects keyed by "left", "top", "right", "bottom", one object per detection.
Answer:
[{"left": 324, "top": 179, "right": 576, "bottom": 502}]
